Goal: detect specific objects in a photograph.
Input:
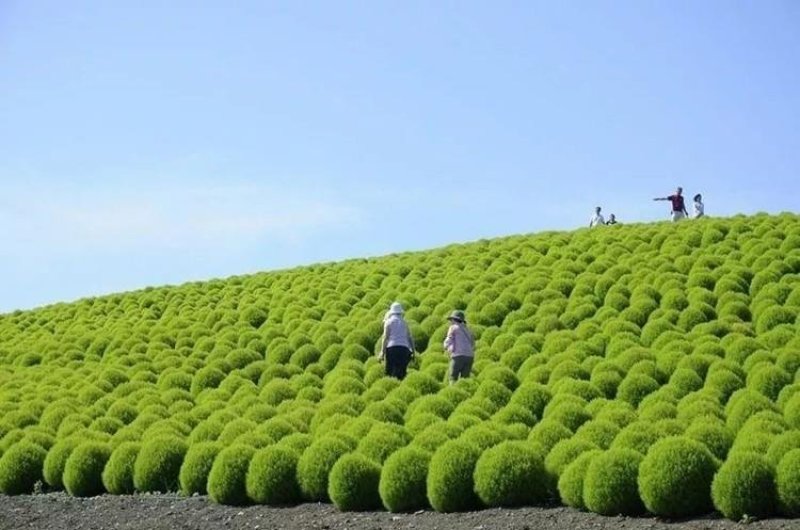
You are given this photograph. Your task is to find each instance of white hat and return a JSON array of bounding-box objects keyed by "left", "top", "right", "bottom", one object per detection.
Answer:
[{"left": 389, "top": 302, "right": 404, "bottom": 315}]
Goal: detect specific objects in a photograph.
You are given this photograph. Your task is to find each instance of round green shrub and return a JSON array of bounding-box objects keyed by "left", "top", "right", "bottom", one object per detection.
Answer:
[
  {"left": 246, "top": 446, "right": 301, "bottom": 505},
  {"left": 102, "top": 442, "right": 140, "bottom": 494},
  {"left": 766, "top": 431, "right": 800, "bottom": 467},
  {"left": 610, "top": 423, "right": 660, "bottom": 455},
  {"left": 617, "top": 374, "right": 660, "bottom": 407},
  {"left": 583, "top": 448, "right": 644, "bottom": 516},
  {"left": 684, "top": 421, "right": 732, "bottom": 461},
  {"left": 557, "top": 449, "right": 602, "bottom": 509},
  {"left": 207, "top": 444, "right": 256, "bottom": 505},
  {"left": 297, "top": 436, "right": 353, "bottom": 502},
  {"left": 638, "top": 437, "right": 717, "bottom": 517},
  {"left": 43, "top": 438, "right": 80, "bottom": 489},
  {"left": 0, "top": 441, "right": 47, "bottom": 494},
  {"left": 545, "top": 438, "right": 599, "bottom": 488},
  {"left": 328, "top": 453, "right": 382, "bottom": 511},
  {"left": 63, "top": 442, "right": 112, "bottom": 497},
  {"left": 426, "top": 440, "right": 481, "bottom": 512},
  {"left": 776, "top": 448, "right": 800, "bottom": 517},
  {"left": 473, "top": 441, "right": 548, "bottom": 507},
  {"left": 711, "top": 452, "right": 777, "bottom": 520},
  {"left": 379, "top": 446, "right": 431, "bottom": 513},
  {"left": 179, "top": 442, "right": 222, "bottom": 496},
  {"left": 133, "top": 436, "right": 188, "bottom": 493},
  {"left": 748, "top": 365, "right": 793, "bottom": 402}
]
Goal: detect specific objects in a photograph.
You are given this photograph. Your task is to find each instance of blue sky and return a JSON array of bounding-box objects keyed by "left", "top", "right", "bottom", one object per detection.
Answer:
[{"left": 1, "top": 1, "right": 798, "bottom": 312}]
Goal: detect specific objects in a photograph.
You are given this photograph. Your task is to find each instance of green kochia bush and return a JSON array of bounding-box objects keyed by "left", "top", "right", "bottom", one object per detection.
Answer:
[
  {"left": 328, "top": 454, "right": 382, "bottom": 511},
  {"left": 379, "top": 446, "right": 431, "bottom": 513},
  {"left": 208, "top": 445, "right": 256, "bottom": 505},
  {"left": 711, "top": 453, "right": 777, "bottom": 520},
  {"left": 43, "top": 438, "right": 80, "bottom": 489},
  {"left": 558, "top": 449, "right": 602, "bottom": 509},
  {"left": 102, "top": 442, "right": 140, "bottom": 494},
  {"left": 583, "top": 449, "right": 644, "bottom": 516},
  {"left": 133, "top": 436, "right": 188, "bottom": 493},
  {"left": 0, "top": 441, "right": 47, "bottom": 494},
  {"left": 297, "top": 437, "right": 353, "bottom": 502},
  {"left": 427, "top": 440, "right": 481, "bottom": 512},
  {"left": 246, "top": 446, "right": 301, "bottom": 505},
  {"left": 63, "top": 442, "right": 112, "bottom": 497},
  {"left": 637, "top": 437, "right": 717, "bottom": 517},
  {"left": 473, "top": 441, "right": 548, "bottom": 507},
  {"left": 179, "top": 442, "right": 222, "bottom": 496},
  {"left": 776, "top": 449, "right": 800, "bottom": 517}
]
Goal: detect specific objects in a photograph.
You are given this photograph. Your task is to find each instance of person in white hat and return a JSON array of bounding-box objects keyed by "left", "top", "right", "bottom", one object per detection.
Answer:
[
  {"left": 379, "top": 301, "right": 415, "bottom": 380},
  {"left": 443, "top": 310, "right": 475, "bottom": 383}
]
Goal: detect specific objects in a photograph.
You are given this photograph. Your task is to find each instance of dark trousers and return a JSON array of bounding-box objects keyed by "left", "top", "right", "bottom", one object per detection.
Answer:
[{"left": 385, "top": 346, "right": 412, "bottom": 380}]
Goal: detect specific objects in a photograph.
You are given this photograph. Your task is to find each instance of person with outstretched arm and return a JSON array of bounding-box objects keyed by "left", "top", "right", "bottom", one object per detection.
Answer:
[
  {"left": 589, "top": 206, "right": 605, "bottom": 228},
  {"left": 654, "top": 187, "right": 689, "bottom": 222},
  {"left": 443, "top": 310, "right": 475, "bottom": 384},
  {"left": 379, "top": 302, "right": 415, "bottom": 380}
]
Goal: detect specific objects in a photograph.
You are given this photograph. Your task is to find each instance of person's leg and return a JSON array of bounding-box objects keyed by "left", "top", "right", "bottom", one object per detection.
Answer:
[
  {"left": 385, "top": 347, "right": 398, "bottom": 377},
  {"left": 396, "top": 347, "right": 411, "bottom": 380},
  {"left": 460, "top": 357, "right": 474, "bottom": 378},
  {"left": 448, "top": 357, "right": 459, "bottom": 384}
]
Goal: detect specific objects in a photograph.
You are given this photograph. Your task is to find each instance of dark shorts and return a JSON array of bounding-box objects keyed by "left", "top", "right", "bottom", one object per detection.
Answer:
[
  {"left": 385, "top": 346, "right": 412, "bottom": 380},
  {"left": 449, "top": 356, "right": 473, "bottom": 382}
]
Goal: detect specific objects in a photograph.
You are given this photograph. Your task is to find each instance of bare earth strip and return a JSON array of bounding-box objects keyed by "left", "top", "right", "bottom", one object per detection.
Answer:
[{"left": 0, "top": 494, "right": 796, "bottom": 530}]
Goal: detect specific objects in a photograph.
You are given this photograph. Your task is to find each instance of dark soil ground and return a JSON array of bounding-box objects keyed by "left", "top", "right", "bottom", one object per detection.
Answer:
[{"left": 0, "top": 494, "right": 796, "bottom": 530}]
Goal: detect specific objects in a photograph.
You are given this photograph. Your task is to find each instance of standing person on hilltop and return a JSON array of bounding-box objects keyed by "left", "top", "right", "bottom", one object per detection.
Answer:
[
  {"left": 379, "top": 302, "right": 415, "bottom": 380},
  {"left": 443, "top": 310, "right": 475, "bottom": 384},
  {"left": 693, "top": 193, "right": 705, "bottom": 218},
  {"left": 654, "top": 186, "right": 689, "bottom": 222},
  {"left": 589, "top": 206, "right": 605, "bottom": 228}
]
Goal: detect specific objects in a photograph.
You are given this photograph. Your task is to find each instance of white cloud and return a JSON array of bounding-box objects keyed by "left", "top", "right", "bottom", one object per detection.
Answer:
[{"left": 0, "top": 181, "right": 362, "bottom": 255}]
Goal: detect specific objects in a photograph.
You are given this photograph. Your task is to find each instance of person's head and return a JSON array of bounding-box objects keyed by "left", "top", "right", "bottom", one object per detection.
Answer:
[
  {"left": 676, "top": 187, "right": 683, "bottom": 196},
  {"left": 609, "top": 214, "right": 616, "bottom": 221},
  {"left": 389, "top": 302, "right": 404, "bottom": 316},
  {"left": 694, "top": 193, "right": 702, "bottom": 202},
  {"left": 447, "top": 310, "right": 466, "bottom": 324},
  {"left": 595, "top": 206, "right": 602, "bottom": 214}
]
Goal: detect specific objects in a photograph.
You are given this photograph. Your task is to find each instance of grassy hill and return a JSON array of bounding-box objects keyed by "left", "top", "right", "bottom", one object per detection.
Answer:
[{"left": 0, "top": 213, "right": 799, "bottom": 518}]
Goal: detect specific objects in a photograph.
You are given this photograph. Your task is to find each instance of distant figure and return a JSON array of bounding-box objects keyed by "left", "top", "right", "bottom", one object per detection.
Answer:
[
  {"left": 380, "top": 302, "right": 415, "bottom": 380},
  {"left": 693, "top": 194, "right": 704, "bottom": 218},
  {"left": 654, "top": 187, "right": 688, "bottom": 221},
  {"left": 589, "top": 206, "right": 605, "bottom": 228},
  {"left": 443, "top": 310, "right": 475, "bottom": 383},
  {"left": 606, "top": 214, "right": 619, "bottom": 225}
]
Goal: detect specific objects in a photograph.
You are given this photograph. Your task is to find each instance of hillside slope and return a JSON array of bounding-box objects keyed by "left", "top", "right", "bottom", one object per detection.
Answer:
[{"left": 0, "top": 214, "right": 799, "bottom": 519}]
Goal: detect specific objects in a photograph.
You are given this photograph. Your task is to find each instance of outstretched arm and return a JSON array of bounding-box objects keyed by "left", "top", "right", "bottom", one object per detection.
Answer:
[{"left": 380, "top": 323, "right": 389, "bottom": 360}]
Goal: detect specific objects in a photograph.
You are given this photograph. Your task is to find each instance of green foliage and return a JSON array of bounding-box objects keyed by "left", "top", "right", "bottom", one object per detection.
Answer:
[
  {"left": 558, "top": 449, "right": 602, "bottom": 509},
  {"left": 133, "top": 436, "right": 187, "bottom": 493},
  {"left": 207, "top": 445, "right": 256, "bottom": 505},
  {"left": 179, "top": 442, "right": 222, "bottom": 496},
  {"left": 43, "top": 438, "right": 80, "bottom": 489},
  {"left": 711, "top": 453, "right": 777, "bottom": 521},
  {"left": 102, "top": 442, "right": 140, "bottom": 494},
  {"left": 583, "top": 449, "right": 644, "bottom": 516},
  {"left": 379, "top": 446, "right": 431, "bottom": 513},
  {"left": 63, "top": 442, "right": 112, "bottom": 497},
  {"left": 638, "top": 437, "right": 717, "bottom": 517},
  {"left": 776, "top": 449, "right": 800, "bottom": 517},
  {"left": 427, "top": 440, "right": 481, "bottom": 512},
  {"left": 246, "top": 446, "right": 301, "bottom": 505},
  {"left": 297, "top": 436, "right": 353, "bottom": 502},
  {"left": 328, "top": 453, "right": 382, "bottom": 511},
  {"left": 473, "top": 441, "right": 548, "bottom": 507},
  {"left": 0, "top": 442, "right": 47, "bottom": 494}
]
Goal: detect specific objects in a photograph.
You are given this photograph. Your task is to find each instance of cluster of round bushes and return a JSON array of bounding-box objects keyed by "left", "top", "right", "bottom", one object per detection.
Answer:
[{"left": 0, "top": 214, "right": 799, "bottom": 521}]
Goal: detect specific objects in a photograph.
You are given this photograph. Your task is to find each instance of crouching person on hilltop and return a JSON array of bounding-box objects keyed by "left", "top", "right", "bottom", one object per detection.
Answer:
[
  {"left": 443, "top": 310, "right": 475, "bottom": 384},
  {"left": 379, "top": 302, "right": 415, "bottom": 380}
]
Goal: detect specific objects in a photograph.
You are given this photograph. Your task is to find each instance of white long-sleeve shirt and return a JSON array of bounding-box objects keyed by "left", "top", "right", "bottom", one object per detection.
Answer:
[
  {"left": 589, "top": 213, "right": 605, "bottom": 227},
  {"left": 693, "top": 200, "right": 704, "bottom": 218},
  {"left": 383, "top": 315, "right": 414, "bottom": 350},
  {"left": 443, "top": 323, "right": 475, "bottom": 358}
]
